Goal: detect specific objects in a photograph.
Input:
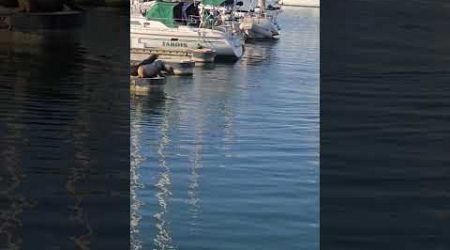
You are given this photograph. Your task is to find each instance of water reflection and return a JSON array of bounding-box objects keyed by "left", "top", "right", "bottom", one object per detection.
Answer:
[
  {"left": 187, "top": 102, "right": 204, "bottom": 231},
  {"left": 131, "top": 94, "right": 145, "bottom": 250},
  {"left": 131, "top": 92, "right": 168, "bottom": 250},
  {"left": 1, "top": 9, "right": 129, "bottom": 249},
  {"left": 132, "top": 7, "right": 319, "bottom": 250},
  {"left": 66, "top": 108, "right": 94, "bottom": 250},
  {"left": 240, "top": 40, "right": 278, "bottom": 65},
  {"left": 0, "top": 31, "right": 84, "bottom": 248},
  {"left": 0, "top": 88, "right": 31, "bottom": 250},
  {"left": 153, "top": 93, "right": 174, "bottom": 250}
]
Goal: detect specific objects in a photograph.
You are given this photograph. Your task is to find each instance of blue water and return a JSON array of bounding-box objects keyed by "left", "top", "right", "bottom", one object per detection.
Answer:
[
  {"left": 0, "top": 8, "right": 129, "bottom": 249},
  {"left": 131, "top": 7, "right": 319, "bottom": 250},
  {"left": 320, "top": 0, "right": 450, "bottom": 249}
]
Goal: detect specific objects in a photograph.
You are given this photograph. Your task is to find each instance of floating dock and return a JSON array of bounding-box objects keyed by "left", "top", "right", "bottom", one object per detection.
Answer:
[
  {"left": 162, "top": 60, "right": 195, "bottom": 76},
  {"left": 131, "top": 47, "right": 216, "bottom": 65},
  {"left": 130, "top": 59, "right": 195, "bottom": 76}
]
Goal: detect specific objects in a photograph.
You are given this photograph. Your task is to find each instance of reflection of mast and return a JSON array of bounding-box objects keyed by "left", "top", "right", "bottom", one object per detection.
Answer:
[
  {"left": 66, "top": 106, "right": 93, "bottom": 250},
  {"left": 218, "top": 77, "right": 235, "bottom": 154},
  {"left": 153, "top": 97, "right": 174, "bottom": 249},
  {"left": 0, "top": 126, "right": 25, "bottom": 250},
  {"left": 222, "top": 103, "right": 235, "bottom": 153},
  {"left": 131, "top": 95, "right": 145, "bottom": 250},
  {"left": 0, "top": 80, "right": 31, "bottom": 250},
  {"left": 188, "top": 110, "right": 204, "bottom": 230}
]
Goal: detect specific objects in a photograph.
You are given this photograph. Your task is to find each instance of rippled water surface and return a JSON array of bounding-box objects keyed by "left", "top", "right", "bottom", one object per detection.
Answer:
[
  {"left": 0, "top": 8, "right": 129, "bottom": 249},
  {"left": 131, "top": 7, "right": 319, "bottom": 250},
  {"left": 321, "top": 0, "right": 450, "bottom": 248}
]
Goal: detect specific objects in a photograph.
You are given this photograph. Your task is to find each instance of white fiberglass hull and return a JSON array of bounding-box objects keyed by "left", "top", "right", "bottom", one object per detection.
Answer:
[
  {"left": 240, "top": 17, "right": 280, "bottom": 39},
  {"left": 281, "top": 0, "right": 319, "bottom": 7},
  {"left": 130, "top": 18, "right": 244, "bottom": 59}
]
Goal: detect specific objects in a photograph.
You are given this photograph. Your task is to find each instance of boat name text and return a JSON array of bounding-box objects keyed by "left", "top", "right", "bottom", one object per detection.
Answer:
[{"left": 162, "top": 41, "right": 188, "bottom": 47}]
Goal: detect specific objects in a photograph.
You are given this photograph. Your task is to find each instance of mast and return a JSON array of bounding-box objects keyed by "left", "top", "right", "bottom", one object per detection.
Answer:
[{"left": 258, "top": 0, "right": 266, "bottom": 13}]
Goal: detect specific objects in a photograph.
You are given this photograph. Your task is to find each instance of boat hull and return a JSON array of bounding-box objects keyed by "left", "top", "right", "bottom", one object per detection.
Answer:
[
  {"left": 131, "top": 18, "right": 244, "bottom": 60},
  {"left": 241, "top": 17, "right": 280, "bottom": 39}
]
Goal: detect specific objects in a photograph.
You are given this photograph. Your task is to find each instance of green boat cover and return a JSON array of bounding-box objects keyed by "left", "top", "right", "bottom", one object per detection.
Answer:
[
  {"left": 145, "top": 1, "right": 177, "bottom": 27},
  {"left": 202, "top": 0, "right": 226, "bottom": 6}
]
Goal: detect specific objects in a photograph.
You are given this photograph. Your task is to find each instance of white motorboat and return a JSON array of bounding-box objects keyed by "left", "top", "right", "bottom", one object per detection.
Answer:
[
  {"left": 130, "top": 1, "right": 244, "bottom": 60},
  {"left": 280, "top": 0, "right": 319, "bottom": 8}
]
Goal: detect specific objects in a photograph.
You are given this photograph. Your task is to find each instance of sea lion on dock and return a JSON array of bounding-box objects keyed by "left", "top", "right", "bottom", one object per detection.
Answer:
[
  {"left": 137, "top": 54, "right": 159, "bottom": 67},
  {"left": 0, "top": 16, "right": 12, "bottom": 30},
  {"left": 130, "top": 54, "right": 159, "bottom": 76},
  {"left": 137, "top": 60, "right": 174, "bottom": 78}
]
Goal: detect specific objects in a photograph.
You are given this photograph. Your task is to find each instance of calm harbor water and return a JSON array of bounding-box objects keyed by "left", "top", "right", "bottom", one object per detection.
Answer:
[
  {"left": 131, "top": 7, "right": 319, "bottom": 250},
  {"left": 0, "top": 8, "right": 129, "bottom": 248},
  {"left": 321, "top": 0, "right": 450, "bottom": 248}
]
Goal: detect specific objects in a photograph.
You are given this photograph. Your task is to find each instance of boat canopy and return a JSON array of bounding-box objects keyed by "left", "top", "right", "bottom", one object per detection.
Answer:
[
  {"left": 202, "top": 0, "right": 227, "bottom": 6},
  {"left": 145, "top": 1, "right": 177, "bottom": 27}
]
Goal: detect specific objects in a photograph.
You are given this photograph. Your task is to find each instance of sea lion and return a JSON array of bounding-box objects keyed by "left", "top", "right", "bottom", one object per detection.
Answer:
[
  {"left": 130, "top": 54, "right": 159, "bottom": 76},
  {"left": 0, "top": 16, "right": 12, "bottom": 30},
  {"left": 136, "top": 60, "right": 174, "bottom": 78},
  {"left": 138, "top": 54, "right": 159, "bottom": 67},
  {"left": 137, "top": 60, "right": 165, "bottom": 78}
]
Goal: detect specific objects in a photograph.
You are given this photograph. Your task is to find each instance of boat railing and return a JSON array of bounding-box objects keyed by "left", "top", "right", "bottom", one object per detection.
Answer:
[
  {"left": 138, "top": 16, "right": 241, "bottom": 34},
  {"left": 193, "top": 14, "right": 239, "bottom": 33},
  {"left": 136, "top": 16, "right": 197, "bottom": 28},
  {"left": 212, "top": 21, "right": 239, "bottom": 33},
  {"left": 243, "top": 11, "right": 278, "bottom": 19}
]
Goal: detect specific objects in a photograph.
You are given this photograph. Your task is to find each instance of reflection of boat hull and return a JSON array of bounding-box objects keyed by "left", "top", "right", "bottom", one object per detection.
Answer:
[
  {"left": 1, "top": 10, "right": 84, "bottom": 31},
  {"left": 131, "top": 17, "right": 244, "bottom": 60},
  {"left": 0, "top": 29, "right": 44, "bottom": 46},
  {"left": 280, "top": 0, "right": 319, "bottom": 7},
  {"left": 130, "top": 76, "right": 166, "bottom": 94}
]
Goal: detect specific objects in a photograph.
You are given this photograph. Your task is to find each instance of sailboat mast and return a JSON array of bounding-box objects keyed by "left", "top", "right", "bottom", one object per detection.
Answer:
[{"left": 258, "top": 0, "right": 266, "bottom": 13}]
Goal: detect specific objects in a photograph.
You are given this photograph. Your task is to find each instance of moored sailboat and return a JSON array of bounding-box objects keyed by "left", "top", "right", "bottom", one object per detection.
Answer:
[
  {"left": 235, "top": 0, "right": 281, "bottom": 39},
  {"left": 130, "top": 0, "right": 245, "bottom": 60}
]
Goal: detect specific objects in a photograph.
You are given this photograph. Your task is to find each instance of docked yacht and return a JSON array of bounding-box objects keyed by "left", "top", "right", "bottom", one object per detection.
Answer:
[{"left": 130, "top": 1, "right": 244, "bottom": 59}]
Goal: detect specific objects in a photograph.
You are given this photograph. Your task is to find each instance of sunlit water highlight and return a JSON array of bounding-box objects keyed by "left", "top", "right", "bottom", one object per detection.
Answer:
[{"left": 131, "top": 7, "right": 319, "bottom": 250}]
